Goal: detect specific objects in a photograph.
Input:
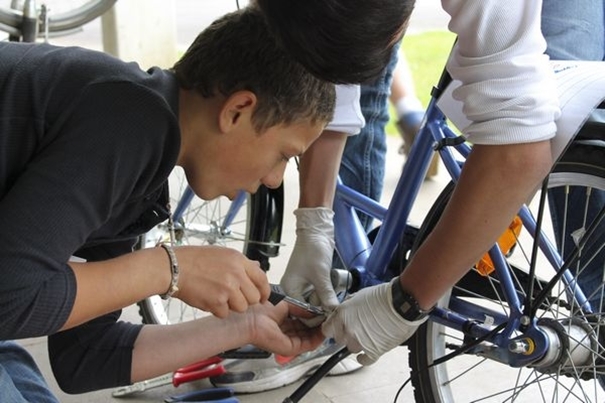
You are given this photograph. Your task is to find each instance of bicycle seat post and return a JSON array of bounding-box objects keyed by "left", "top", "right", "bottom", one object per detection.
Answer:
[{"left": 20, "top": 0, "right": 39, "bottom": 42}]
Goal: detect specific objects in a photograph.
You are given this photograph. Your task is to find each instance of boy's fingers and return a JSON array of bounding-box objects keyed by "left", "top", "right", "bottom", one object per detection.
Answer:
[
  {"left": 211, "top": 303, "right": 230, "bottom": 319},
  {"left": 245, "top": 262, "right": 271, "bottom": 301},
  {"left": 238, "top": 277, "right": 262, "bottom": 306},
  {"left": 227, "top": 290, "right": 249, "bottom": 313}
]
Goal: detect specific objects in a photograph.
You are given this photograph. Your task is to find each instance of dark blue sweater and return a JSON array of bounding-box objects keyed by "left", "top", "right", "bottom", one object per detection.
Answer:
[{"left": 0, "top": 42, "right": 180, "bottom": 391}]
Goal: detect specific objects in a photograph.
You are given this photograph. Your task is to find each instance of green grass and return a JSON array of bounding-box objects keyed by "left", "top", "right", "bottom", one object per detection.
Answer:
[{"left": 386, "top": 30, "right": 456, "bottom": 136}]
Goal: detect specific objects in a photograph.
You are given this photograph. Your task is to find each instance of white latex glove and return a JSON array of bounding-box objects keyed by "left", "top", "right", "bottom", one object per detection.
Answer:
[
  {"left": 322, "top": 278, "right": 427, "bottom": 366},
  {"left": 280, "top": 207, "right": 340, "bottom": 309}
]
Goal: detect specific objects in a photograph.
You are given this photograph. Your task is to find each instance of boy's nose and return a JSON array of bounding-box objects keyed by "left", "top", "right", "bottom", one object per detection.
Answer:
[{"left": 261, "top": 166, "right": 285, "bottom": 189}]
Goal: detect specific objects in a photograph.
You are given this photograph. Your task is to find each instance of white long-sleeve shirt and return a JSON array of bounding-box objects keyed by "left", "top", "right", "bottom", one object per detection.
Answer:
[
  {"left": 443, "top": 0, "right": 561, "bottom": 145},
  {"left": 327, "top": 1, "right": 561, "bottom": 145}
]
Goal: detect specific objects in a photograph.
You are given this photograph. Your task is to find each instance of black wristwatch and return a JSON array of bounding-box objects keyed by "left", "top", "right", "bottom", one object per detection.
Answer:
[{"left": 391, "top": 279, "right": 432, "bottom": 321}]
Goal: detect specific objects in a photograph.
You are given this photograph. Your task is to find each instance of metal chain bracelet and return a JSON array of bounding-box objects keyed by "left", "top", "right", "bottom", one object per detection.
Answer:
[
  {"left": 159, "top": 242, "right": 179, "bottom": 299},
  {"left": 159, "top": 209, "right": 179, "bottom": 299}
]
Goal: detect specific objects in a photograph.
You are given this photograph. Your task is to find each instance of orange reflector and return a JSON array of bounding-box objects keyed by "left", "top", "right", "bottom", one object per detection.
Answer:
[{"left": 476, "top": 216, "right": 522, "bottom": 276}]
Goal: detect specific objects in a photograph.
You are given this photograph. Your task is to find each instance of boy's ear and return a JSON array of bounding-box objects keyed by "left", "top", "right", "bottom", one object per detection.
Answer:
[{"left": 218, "top": 90, "right": 257, "bottom": 133}]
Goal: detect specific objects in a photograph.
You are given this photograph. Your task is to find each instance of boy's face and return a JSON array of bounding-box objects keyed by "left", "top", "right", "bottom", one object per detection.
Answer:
[{"left": 191, "top": 120, "right": 325, "bottom": 200}]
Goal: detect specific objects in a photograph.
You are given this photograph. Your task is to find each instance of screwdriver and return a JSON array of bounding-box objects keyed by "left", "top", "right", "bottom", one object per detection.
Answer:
[{"left": 269, "top": 284, "right": 326, "bottom": 316}]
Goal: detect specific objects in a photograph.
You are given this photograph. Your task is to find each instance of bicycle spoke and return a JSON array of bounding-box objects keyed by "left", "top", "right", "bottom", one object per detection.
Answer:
[
  {"left": 409, "top": 147, "right": 605, "bottom": 402},
  {"left": 137, "top": 168, "right": 254, "bottom": 324}
]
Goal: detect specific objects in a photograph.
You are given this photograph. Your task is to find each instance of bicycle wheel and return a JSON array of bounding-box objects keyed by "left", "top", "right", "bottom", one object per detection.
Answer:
[
  {"left": 0, "top": 0, "right": 116, "bottom": 39},
  {"left": 137, "top": 167, "right": 283, "bottom": 325},
  {"left": 408, "top": 135, "right": 605, "bottom": 402}
]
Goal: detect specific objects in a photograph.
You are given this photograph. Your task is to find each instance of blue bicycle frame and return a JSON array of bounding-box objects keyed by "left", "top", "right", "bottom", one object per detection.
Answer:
[
  {"left": 330, "top": 74, "right": 592, "bottom": 367},
  {"left": 333, "top": 93, "right": 466, "bottom": 288}
]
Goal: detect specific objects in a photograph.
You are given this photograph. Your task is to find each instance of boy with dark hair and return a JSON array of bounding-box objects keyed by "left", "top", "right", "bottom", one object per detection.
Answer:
[{"left": 0, "top": 6, "right": 334, "bottom": 401}]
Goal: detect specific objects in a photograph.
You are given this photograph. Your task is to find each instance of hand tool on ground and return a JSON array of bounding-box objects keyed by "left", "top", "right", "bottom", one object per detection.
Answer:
[
  {"left": 169, "top": 399, "right": 239, "bottom": 403},
  {"left": 111, "top": 356, "right": 226, "bottom": 397},
  {"left": 163, "top": 386, "right": 237, "bottom": 402}
]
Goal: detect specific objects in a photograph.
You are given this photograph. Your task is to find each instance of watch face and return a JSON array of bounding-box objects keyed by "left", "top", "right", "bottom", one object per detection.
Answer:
[
  {"left": 399, "top": 300, "right": 414, "bottom": 315},
  {"left": 392, "top": 279, "right": 427, "bottom": 321}
]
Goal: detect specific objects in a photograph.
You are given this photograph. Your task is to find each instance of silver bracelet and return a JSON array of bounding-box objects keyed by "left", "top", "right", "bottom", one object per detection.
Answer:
[{"left": 159, "top": 242, "right": 180, "bottom": 299}]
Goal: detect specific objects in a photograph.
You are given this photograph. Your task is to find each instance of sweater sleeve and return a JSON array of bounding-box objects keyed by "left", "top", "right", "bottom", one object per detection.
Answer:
[
  {"left": 47, "top": 241, "right": 144, "bottom": 393},
  {"left": 0, "top": 81, "right": 177, "bottom": 340},
  {"left": 441, "top": 0, "right": 561, "bottom": 145}
]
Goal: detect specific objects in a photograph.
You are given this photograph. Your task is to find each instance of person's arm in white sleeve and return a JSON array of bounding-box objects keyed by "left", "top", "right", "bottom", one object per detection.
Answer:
[
  {"left": 280, "top": 85, "right": 363, "bottom": 309},
  {"left": 445, "top": 0, "right": 559, "bottom": 144},
  {"left": 323, "top": 0, "right": 560, "bottom": 365}
]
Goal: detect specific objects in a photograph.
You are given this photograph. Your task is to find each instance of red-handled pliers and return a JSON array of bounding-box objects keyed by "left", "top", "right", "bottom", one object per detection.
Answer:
[
  {"left": 112, "top": 356, "right": 226, "bottom": 397},
  {"left": 172, "top": 356, "right": 226, "bottom": 387}
]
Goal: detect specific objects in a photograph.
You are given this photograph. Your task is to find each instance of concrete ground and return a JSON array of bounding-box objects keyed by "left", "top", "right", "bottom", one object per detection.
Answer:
[{"left": 14, "top": 1, "right": 453, "bottom": 402}]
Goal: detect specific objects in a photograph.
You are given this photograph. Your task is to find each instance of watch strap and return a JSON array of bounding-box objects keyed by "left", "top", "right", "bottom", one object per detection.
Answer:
[{"left": 391, "top": 278, "right": 431, "bottom": 321}]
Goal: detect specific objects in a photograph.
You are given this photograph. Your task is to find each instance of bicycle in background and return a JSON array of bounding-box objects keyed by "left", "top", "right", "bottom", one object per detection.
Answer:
[
  {"left": 0, "top": 0, "right": 115, "bottom": 42},
  {"left": 136, "top": 171, "right": 283, "bottom": 324}
]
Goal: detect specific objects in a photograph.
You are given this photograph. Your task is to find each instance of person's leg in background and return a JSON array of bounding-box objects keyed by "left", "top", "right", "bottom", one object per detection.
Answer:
[
  {"left": 541, "top": 0, "right": 604, "bottom": 61},
  {"left": 391, "top": 50, "right": 424, "bottom": 156},
  {"left": 0, "top": 341, "right": 60, "bottom": 403},
  {"left": 389, "top": 50, "right": 438, "bottom": 178},
  {"left": 339, "top": 47, "right": 399, "bottom": 231},
  {"left": 541, "top": 0, "right": 605, "bottom": 312}
]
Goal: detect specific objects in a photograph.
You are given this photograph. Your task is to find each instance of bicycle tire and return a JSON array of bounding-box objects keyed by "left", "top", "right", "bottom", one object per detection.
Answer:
[
  {"left": 407, "top": 136, "right": 605, "bottom": 402},
  {"left": 137, "top": 167, "right": 283, "bottom": 325},
  {"left": 0, "top": 0, "right": 116, "bottom": 37}
]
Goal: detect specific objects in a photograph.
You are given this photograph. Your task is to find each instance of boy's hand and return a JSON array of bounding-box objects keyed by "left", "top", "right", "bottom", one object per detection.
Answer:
[
  {"left": 243, "top": 301, "right": 325, "bottom": 357},
  {"left": 173, "top": 245, "right": 270, "bottom": 318}
]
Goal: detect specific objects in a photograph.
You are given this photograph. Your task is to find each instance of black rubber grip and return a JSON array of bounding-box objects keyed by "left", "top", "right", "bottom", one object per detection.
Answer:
[{"left": 269, "top": 292, "right": 286, "bottom": 305}]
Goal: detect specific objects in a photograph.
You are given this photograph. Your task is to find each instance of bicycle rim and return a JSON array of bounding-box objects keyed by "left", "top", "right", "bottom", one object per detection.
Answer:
[
  {"left": 137, "top": 167, "right": 254, "bottom": 325},
  {"left": 0, "top": 0, "right": 116, "bottom": 36},
  {"left": 409, "top": 140, "right": 605, "bottom": 402}
]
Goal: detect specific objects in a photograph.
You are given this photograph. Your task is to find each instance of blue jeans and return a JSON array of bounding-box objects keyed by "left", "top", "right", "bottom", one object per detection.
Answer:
[
  {"left": 0, "top": 341, "right": 59, "bottom": 403},
  {"left": 542, "top": 0, "right": 605, "bottom": 61},
  {"left": 339, "top": 48, "right": 399, "bottom": 230},
  {"left": 542, "top": 1, "right": 605, "bottom": 311}
]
